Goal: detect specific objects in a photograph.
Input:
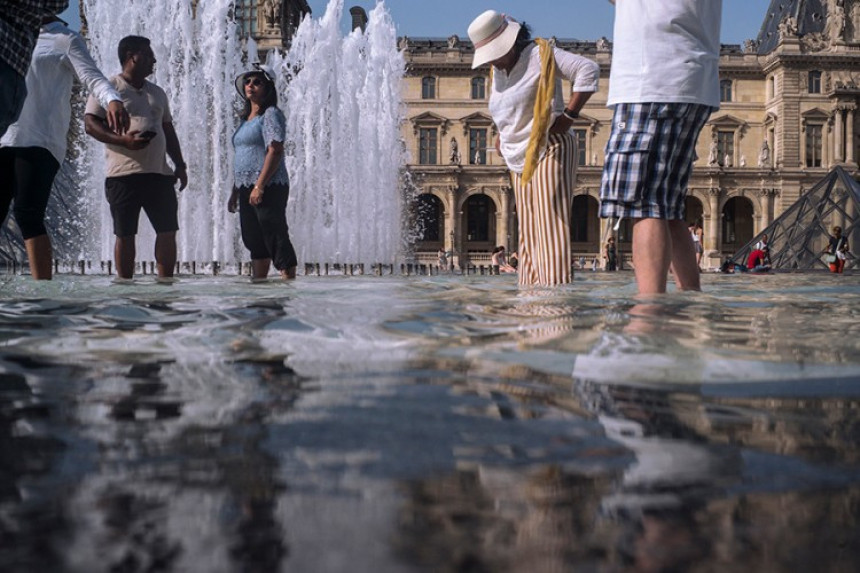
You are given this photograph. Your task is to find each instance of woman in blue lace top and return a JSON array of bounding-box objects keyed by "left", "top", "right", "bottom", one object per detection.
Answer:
[{"left": 228, "top": 64, "right": 297, "bottom": 280}]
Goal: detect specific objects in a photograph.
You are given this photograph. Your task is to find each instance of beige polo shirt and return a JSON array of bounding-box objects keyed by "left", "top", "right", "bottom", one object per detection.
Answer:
[{"left": 85, "top": 74, "right": 175, "bottom": 178}]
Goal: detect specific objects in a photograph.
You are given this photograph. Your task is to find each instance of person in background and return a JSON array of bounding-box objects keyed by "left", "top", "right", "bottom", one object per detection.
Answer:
[
  {"left": 437, "top": 247, "right": 447, "bottom": 271},
  {"left": 691, "top": 222, "right": 704, "bottom": 270},
  {"left": 85, "top": 35, "right": 188, "bottom": 281},
  {"left": 491, "top": 245, "right": 516, "bottom": 273},
  {"left": 228, "top": 63, "right": 297, "bottom": 281},
  {"left": 746, "top": 248, "right": 770, "bottom": 272},
  {"left": 600, "top": 0, "right": 722, "bottom": 294},
  {"left": 0, "top": 0, "right": 69, "bottom": 138},
  {"left": 824, "top": 226, "right": 849, "bottom": 274},
  {"left": 467, "top": 9, "right": 599, "bottom": 286},
  {"left": 605, "top": 236, "right": 618, "bottom": 271},
  {"left": 0, "top": 15, "right": 129, "bottom": 279}
]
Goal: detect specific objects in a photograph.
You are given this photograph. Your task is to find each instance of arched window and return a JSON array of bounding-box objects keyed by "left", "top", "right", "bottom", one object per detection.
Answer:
[
  {"left": 722, "top": 197, "right": 754, "bottom": 250},
  {"left": 808, "top": 70, "right": 822, "bottom": 94},
  {"left": 416, "top": 194, "right": 444, "bottom": 242},
  {"left": 422, "top": 76, "right": 436, "bottom": 99},
  {"left": 571, "top": 196, "right": 594, "bottom": 242},
  {"left": 464, "top": 195, "right": 495, "bottom": 243},
  {"left": 719, "top": 79, "right": 733, "bottom": 103},
  {"left": 471, "top": 77, "right": 485, "bottom": 99}
]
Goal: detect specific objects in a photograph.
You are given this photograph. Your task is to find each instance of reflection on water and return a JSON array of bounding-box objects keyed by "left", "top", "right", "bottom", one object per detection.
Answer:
[{"left": 0, "top": 272, "right": 859, "bottom": 571}]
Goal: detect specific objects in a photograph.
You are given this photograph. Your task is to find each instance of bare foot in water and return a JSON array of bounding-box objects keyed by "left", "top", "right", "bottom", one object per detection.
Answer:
[{"left": 281, "top": 266, "right": 296, "bottom": 280}]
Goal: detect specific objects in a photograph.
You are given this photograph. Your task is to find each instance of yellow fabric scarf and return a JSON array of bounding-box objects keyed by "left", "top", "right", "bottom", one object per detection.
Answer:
[{"left": 521, "top": 38, "right": 556, "bottom": 184}]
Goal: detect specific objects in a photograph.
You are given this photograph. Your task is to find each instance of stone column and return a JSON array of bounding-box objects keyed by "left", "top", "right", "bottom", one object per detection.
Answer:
[
  {"left": 846, "top": 107, "right": 856, "bottom": 164},
  {"left": 497, "top": 186, "right": 510, "bottom": 248},
  {"left": 759, "top": 188, "right": 772, "bottom": 230},
  {"left": 834, "top": 108, "right": 845, "bottom": 163},
  {"left": 707, "top": 187, "right": 721, "bottom": 256},
  {"left": 446, "top": 186, "right": 459, "bottom": 261},
  {"left": 823, "top": 121, "right": 831, "bottom": 167}
]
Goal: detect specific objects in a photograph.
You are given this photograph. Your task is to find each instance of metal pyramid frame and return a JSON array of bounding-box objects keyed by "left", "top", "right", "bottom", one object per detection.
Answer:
[{"left": 730, "top": 166, "right": 860, "bottom": 271}]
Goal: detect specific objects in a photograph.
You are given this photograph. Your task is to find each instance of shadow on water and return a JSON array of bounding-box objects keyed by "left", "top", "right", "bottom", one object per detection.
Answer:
[{"left": 0, "top": 273, "right": 859, "bottom": 571}]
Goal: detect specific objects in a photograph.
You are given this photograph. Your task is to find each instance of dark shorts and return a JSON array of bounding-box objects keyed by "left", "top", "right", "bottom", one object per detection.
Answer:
[
  {"left": 0, "top": 146, "right": 60, "bottom": 239},
  {"left": 600, "top": 103, "right": 714, "bottom": 221},
  {"left": 0, "top": 61, "right": 27, "bottom": 139},
  {"left": 105, "top": 173, "right": 178, "bottom": 237}
]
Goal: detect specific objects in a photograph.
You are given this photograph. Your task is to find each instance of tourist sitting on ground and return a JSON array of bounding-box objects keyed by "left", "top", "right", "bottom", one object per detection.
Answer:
[
  {"left": 1, "top": 14, "right": 129, "bottom": 280},
  {"left": 491, "top": 245, "right": 516, "bottom": 273},
  {"left": 508, "top": 251, "right": 519, "bottom": 270},
  {"left": 227, "top": 63, "right": 297, "bottom": 281},
  {"left": 84, "top": 35, "right": 186, "bottom": 282},
  {"left": 720, "top": 259, "right": 747, "bottom": 274},
  {"left": 824, "top": 226, "right": 849, "bottom": 274},
  {"left": 746, "top": 248, "right": 771, "bottom": 273}
]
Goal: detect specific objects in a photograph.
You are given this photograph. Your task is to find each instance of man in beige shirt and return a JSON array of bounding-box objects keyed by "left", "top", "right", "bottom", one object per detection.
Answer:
[{"left": 85, "top": 35, "right": 187, "bottom": 280}]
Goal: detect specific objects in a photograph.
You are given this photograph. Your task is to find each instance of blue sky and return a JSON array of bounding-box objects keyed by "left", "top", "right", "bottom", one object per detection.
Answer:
[{"left": 62, "top": 1, "right": 766, "bottom": 44}]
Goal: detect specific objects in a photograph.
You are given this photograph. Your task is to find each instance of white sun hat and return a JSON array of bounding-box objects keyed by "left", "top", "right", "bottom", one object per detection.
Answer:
[
  {"left": 467, "top": 10, "right": 521, "bottom": 69},
  {"left": 234, "top": 63, "right": 276, "bottom": 99}
]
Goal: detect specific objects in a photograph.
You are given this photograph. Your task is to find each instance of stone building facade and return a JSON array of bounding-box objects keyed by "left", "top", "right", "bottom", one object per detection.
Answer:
[
  {"left": 234, "top": 0, "right": 311, "bottom": 50},
  {"left": 401, "top": 1, "right": 860, "bottom": 268}
]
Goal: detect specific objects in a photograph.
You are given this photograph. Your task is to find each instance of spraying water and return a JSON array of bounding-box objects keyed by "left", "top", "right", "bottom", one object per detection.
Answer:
[{"left": 78, "top": 0, "right": 405, "bottom": 268}]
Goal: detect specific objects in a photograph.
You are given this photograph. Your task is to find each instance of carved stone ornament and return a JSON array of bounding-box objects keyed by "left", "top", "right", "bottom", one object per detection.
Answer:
[
  {"left": 758, "top": 140, "right": 771, "bottom": 168},
  {"left": 824, "top": 0, "right": 847, "bottom": 44},
  {"left": 799, "top": 32, "right": 828, "bottom": 53},
  {"left": 449, "top": 137, "right": 460, "bottom": 164},
  {"left": 707, "top": 140, "right": 720, "bottom": 166},
  {"left": 260, "top": 0, "right": 281, "bottom": 32},
  {"left": 778, "top": 15, "right": 798, "bottom": 40}
]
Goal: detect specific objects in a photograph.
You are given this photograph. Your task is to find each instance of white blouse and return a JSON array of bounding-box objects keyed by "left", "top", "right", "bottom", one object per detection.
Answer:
[
  {"left": 488, "top": 42, "right": 599, "bottom": 173},
  {"left": 1, "top": 21, "right": 121, "bottom": 163}
]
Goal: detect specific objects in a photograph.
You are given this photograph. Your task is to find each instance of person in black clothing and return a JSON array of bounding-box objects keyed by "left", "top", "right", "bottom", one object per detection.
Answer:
[{"left": 605, "top": 236, "right": 618, "bottom": 271}]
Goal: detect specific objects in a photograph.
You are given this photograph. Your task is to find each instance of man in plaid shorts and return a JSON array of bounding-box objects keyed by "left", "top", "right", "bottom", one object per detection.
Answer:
[{"left": 601, "top": 1, "right": 722, "bottom": 295}]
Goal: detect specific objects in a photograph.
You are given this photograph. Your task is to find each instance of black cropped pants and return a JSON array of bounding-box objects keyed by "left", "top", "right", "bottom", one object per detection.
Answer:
[
  {"left": 0, "top": 146, "right": 60, "bottom": 239},
  {"left": 236, "top": 182, "right": 297, "bottom": 271}
]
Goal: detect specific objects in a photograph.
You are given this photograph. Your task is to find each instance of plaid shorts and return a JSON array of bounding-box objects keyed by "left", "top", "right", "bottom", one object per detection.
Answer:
[{"left": 599, "top": 103, "right": 714, "bottom": 220}]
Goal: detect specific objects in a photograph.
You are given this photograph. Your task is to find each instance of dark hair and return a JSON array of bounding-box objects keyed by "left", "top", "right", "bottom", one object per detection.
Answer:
[
  {"left": 118, "top": 35, "right": 151, "bottom": 66},
  {"left": 240, "top": 72, "right": 278, "bottom": 120},
  {"left": 513, "top": 22, "right": 533, "bottom": 55}
]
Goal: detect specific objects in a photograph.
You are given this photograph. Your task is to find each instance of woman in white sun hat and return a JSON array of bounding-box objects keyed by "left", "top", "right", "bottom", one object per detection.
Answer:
[
  {"left": 228, "top": 63, "right": 297, "bottom": 280},
  {"left": 468, "top": 10, "right": 599, "bottom": 286}
]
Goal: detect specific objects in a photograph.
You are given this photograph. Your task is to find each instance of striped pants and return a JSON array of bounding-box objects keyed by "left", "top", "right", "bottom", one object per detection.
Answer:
[{"left": 511, "top": 132, "right": 576, "bottom": 287}]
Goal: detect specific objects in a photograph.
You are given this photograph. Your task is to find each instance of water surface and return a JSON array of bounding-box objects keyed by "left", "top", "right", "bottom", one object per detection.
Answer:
[{"left": 1, "top": 272, "right": 859, "bottom": 572}]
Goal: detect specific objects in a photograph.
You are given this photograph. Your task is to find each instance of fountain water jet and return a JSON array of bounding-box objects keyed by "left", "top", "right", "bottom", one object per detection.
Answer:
[{"left": 77, "top": 0, "right": 405, "bottom": 269}]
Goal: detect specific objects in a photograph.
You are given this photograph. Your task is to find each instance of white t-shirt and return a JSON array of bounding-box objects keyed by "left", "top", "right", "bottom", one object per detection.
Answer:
[
  {"left": 489, "top": 43, "right": 599, "bottom": 173},
  {"left": 607, "top": 0, "right": 722, "bottom": 107}
]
